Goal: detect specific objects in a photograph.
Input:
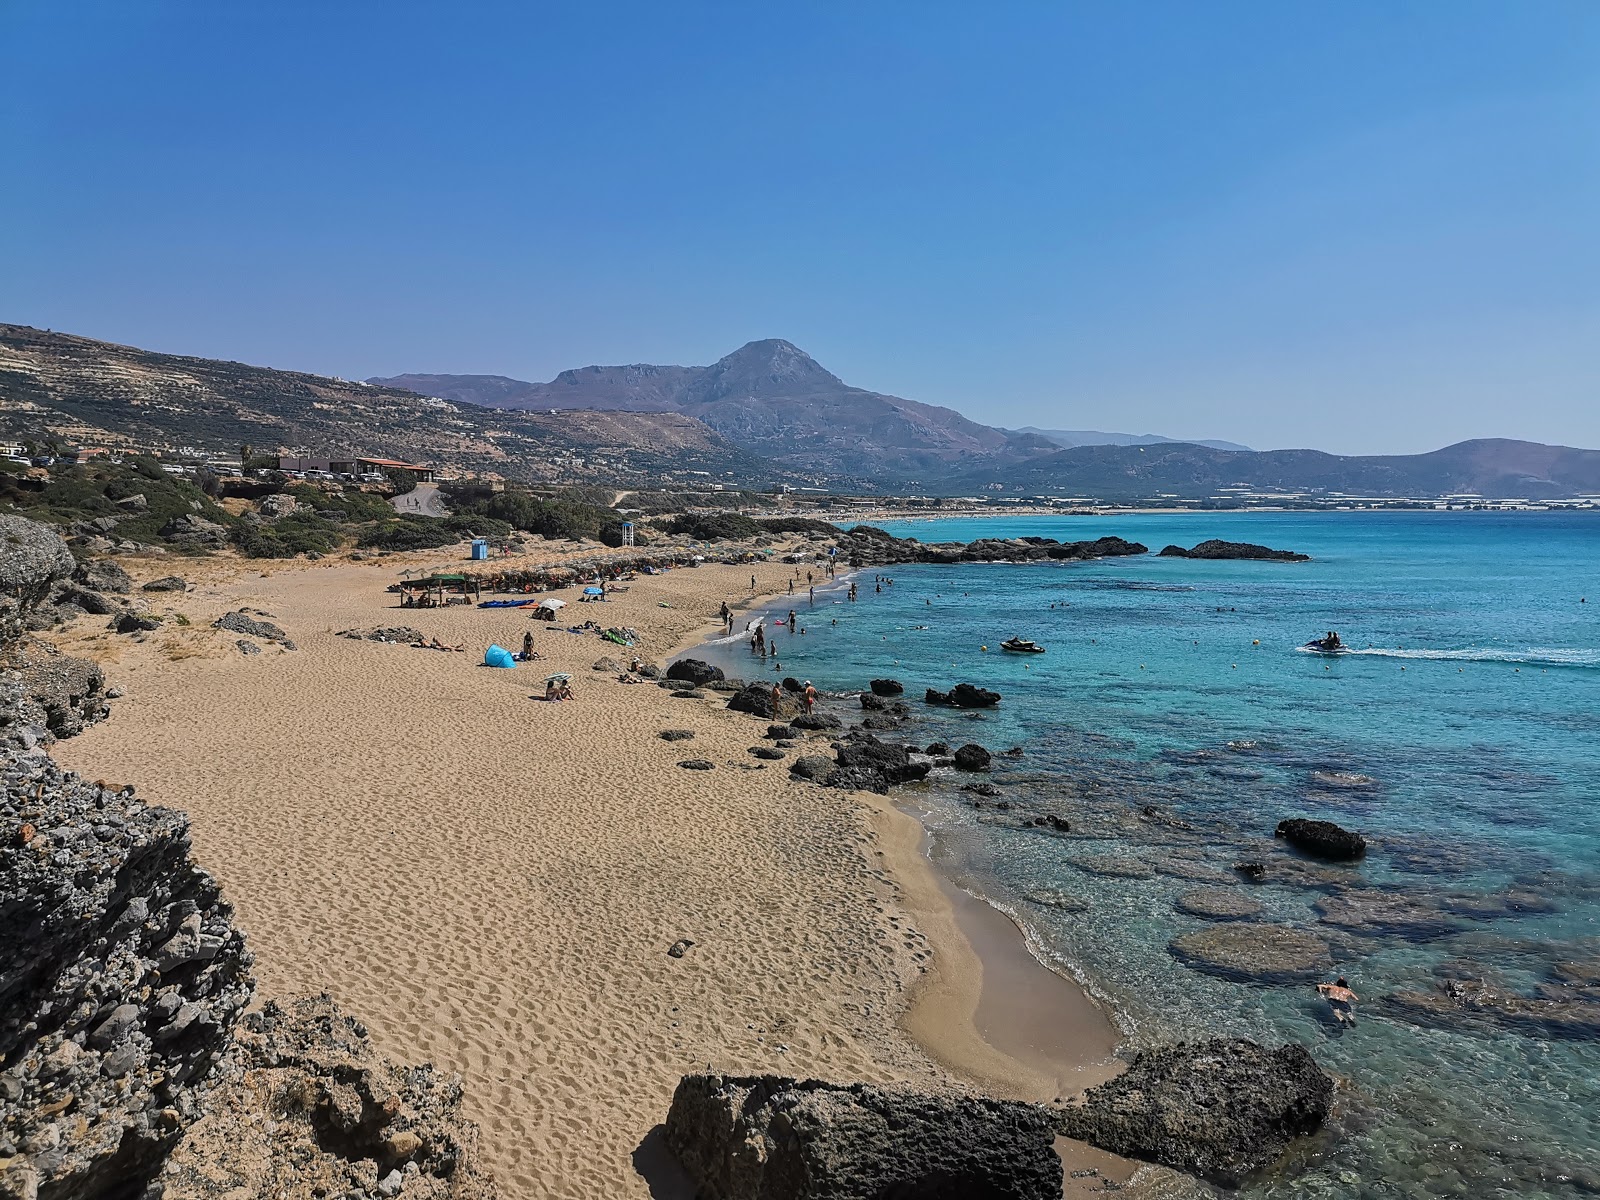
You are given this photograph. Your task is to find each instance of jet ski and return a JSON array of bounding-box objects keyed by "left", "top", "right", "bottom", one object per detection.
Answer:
[
  {"left": 1001, "top": 637, "right": 1046, "bottom": 654},
  {"left": 1303, "top": 633, "right": 1347, "bottom": 655}
]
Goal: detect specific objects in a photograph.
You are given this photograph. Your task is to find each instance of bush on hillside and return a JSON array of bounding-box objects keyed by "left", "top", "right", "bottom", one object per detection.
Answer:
[{"left": 662, "top": 512, "right": 765, "bottom": 541}]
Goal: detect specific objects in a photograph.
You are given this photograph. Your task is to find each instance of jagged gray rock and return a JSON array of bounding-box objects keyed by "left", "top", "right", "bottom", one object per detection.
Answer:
[
  {"left": 664, "top": 1073, "right": 1062, "bottom": 1200},
  {"left": 1056, "top": 1039, "right": 1333, "bottom": 1187},
  {"left": 73, "top": 559, "right": 132, "bottom": 595},
  {"left": 140, "top": 576, "right": 189, "bottom": 593},
  {"left": 213, "top": 611, "right": 296, "bottom": 650},
  {"left": 0, "top": 516, "right": 76, "bottom": 639}
]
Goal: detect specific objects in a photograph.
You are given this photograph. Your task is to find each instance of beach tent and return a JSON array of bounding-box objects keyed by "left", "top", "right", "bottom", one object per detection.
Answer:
[{"left": 484, "top": 644, "right": 516, "bottom": 668}]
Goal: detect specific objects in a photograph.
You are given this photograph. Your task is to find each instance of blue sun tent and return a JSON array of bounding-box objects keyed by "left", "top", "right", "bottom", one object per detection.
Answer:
[{"left": 484, "top": 644, "right": 516, "bottom": 668}]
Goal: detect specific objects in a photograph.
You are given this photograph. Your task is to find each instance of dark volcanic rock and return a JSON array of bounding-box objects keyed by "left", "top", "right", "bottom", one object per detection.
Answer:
[
  {"left": 858, "top": 692, "right": 909, "bottom": 714},
  {"left": 859, "top": 713, "right": 900, "bottom": 731},
  {"left": 1379, "top": 973, "right": 1600, "bottom": 1041},
  {"left": 750, "top": 746, "right": 786, "bottom": 760},
  {"left": 1158, "top": 540, "right": 1310, "bottom": 563},
  {"left": 789, "top": 756, "right": 836, "bottom": 782},
  {"left": 791, "top": 712, "right": 843, "bottom": 731},
  {"left": 924, "top": 741, "right": 950, "bottom": 756},
  {"left": 868, "top": 678, "right": 904, "bottom": 696},
  {"left": 666, "top": 657, "right": 725, "bottom": 687},
  {"left": 678, "top": 758, "right": 715, "bottom": 770},
  {"left": 925, "top": 683, "right": 1001, "bottom": 708},
  {"left": 141, "top": 575, "right": 189, "bottom": 593},
  {"left": 1176, "top": 888, "right": 1264, "bottom": 921},
  {"left": 765, "top": 723, "right": 795, "bottom": 739},
  {"left": 831, "top": 735, "right": 930, "bottom": 791},
  {"left": 1276, "top": 817, "right": 1366, "bottom": 862},
  {"left": 213, "top": 611, "right": 296, "bottom": 649},
  {"left": 659, "top": 729, "right": 696, "bottom": 741},
  {"left": 727, "top": 682, "right": 800, "bottom": 720},
  {"left": 111, "top": 610, "right": 161, "bottom": 634},
  {"left": 1170, "top": 925, "right": 1333, "bottom": 983},
  {"left": 953, "top": 743, "right": 992, "bottom": 772},
  {"left": 664, "top": 1073, "right": 1061, "bottom": 1200},
  {"left": 74, "top": 558, "right": 133, "bottom": 595},
  {"left": 1056, "top": 1039, "right": 1334, "bottom": 1187}
]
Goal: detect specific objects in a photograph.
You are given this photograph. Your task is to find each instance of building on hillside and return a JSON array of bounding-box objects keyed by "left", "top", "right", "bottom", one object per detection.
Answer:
[{"left": 276, "top": 454, "right": 435, "bottom": 481}]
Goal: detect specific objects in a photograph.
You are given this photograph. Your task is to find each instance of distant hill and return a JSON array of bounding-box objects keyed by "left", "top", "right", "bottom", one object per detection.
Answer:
[
  {"left": 1012, "top": 426, "right": 1253, "bottom": 453},
  {"left": 0, "top": 325, "right": 790, "bottom": 487},
  {"left": 375, "top": 339, "right": 1058, "bottom": 481},
  {"left": 945, "top": 438, "right": 1600, "bottom": 500}
]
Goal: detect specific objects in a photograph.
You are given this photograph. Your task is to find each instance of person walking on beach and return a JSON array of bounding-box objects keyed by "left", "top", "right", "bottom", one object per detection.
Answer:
[
  {"left": 788, "top": 579, "right": 794, "bottom": 595},
  {"left": 803, "top": 681, "right": 817, "bottom": 713},
  {"left": 750, "top": 574, "right": 757, "bottom": 592},
  {"left": 771, "top": 681, "right": 784, "bottom": 709},
  {"left": 1316, "top": 977, "right": 1358, "bottom": 1027}
]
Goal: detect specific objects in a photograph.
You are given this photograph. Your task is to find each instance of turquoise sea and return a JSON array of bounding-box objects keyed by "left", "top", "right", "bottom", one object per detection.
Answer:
[{"left": 699, "top": 511, "right": 1600, "bottom": 1198}]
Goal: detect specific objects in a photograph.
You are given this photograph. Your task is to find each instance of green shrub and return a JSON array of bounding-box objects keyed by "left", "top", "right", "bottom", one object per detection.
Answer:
[{"left": 662, "top": 512, "right": 764, "bottom": 541}]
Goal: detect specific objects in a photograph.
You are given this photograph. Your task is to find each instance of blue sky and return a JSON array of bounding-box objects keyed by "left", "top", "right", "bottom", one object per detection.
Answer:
[{"left": 4, "top": 2, "right": 1596, "bottom": 454}]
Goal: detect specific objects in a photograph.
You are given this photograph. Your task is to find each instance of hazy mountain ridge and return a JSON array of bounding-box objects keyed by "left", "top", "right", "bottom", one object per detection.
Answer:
[
  {"left": 946, "top": 438, "right": 1600, "bottom": 500},
  {"left": 1012, "top": 426, "right": 1253, "bottom": 453},
  {"left": 0, "top": 325, "right": 789, "bottom": 486},
  {"left": 374, "top": 339, "right": 1058, "bottom": 480}
]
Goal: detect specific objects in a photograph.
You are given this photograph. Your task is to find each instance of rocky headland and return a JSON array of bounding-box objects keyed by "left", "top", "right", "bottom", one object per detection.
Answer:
[{"left": 1157, "top": 539, "right": 1310, "bottom": 562}]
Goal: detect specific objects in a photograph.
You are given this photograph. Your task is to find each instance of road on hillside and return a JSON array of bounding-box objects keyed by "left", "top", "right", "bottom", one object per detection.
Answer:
[{"left": 391, "top": 482, "right": 449, "bottom": 518}]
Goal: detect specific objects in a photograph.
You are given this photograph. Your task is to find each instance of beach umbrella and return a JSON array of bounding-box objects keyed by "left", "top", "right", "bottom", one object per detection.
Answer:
[
  {"left": 536, "top": 598, "right": 567, "bottom": 610},
  {"left": 583, "top": 586, "right": 604, "bottom": 596},
  {"left": 545, "top": 672, "right": 572, "bottom": 682}
]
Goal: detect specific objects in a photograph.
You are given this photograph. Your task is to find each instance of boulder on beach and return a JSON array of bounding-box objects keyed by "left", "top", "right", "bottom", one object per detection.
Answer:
[
  {"left": 789, "top": 756, "right": 835, "bottom": 782},
  {"left": 868, "top": 678, "right": 904, "bottom": 696},
  {"left": 666, "top": 658, "right": 724, "bottom": 687},
  {"left": 1169, "top": 924, "right": 1332, "bottom": 983},
  {"left": 141, "top": 575, "right": 189, "bottom": 593},
  {"left": 925, "top": 683, "right": 1001, "bottom": 708},
  {"left": 664, "top": 1073, "right": 1062, "bottom": 1200},
  {"left": 213, "top": 611, "right": 296, "bottom": 649},
  {"left": 726, "top": 683, "right": 799, "bottom": 720},
  {"left": 1157, "top": 540, "right": 1310, "bottom": 563},
  {"left": 790, "top": 712, "right": 842, "bottom": 731},
  {"left": 1055, "top": 1039, "right": 1335, "bottom": 1188},
  {"left": 1276, "top": 817, "right": 1366, "bottom": 861}
]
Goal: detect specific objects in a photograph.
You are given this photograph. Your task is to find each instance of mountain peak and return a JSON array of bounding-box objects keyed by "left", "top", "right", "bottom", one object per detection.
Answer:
[{"left": 701, "top": 338, "right": 844, "bottom": 399}]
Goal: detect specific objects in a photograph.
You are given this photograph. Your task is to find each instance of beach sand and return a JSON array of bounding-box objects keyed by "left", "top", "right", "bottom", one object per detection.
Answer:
[{"left": 51, "top": 545, "right": 1133, "bottom": 1197}]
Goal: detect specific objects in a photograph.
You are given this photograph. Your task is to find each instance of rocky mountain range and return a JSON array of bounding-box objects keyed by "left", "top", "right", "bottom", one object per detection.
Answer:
[
  {"left": 1012, "top": 426, "right": 1253, "bottom": 453},
  {"left": 0, "top": 325, "right": 788, "bottom": 488},
  {"left": 374, "top": 339, "right": 1059, "bottom": 482}
]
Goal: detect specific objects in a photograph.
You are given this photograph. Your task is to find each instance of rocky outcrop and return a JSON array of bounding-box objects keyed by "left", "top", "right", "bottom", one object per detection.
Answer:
[
  {"left": 1276, "top": 818, "right": 1366, "bottom": 861},
  {"left": 157, "top": 515, "right": 229, "bottom": 548},
  {"left": 666, "top": 658, "right": 724, "bottom": 687},
  {"left": 0, "top": 762, "right": 254, "bottom": 1199},
  {"left": 834, "top": 526, "right": 1148, "bottom": 568},
  {"left": 1056, "top": 1039, "right": 1334, "bottom": 1187},
  {"left": 868, "top": 678, "right": 903, "bottom": 696},
  {"left": 156, "top": 994, "right": 494, "bottom": 1199},
  {"left": 1379, "top": 965, "right": 1600, "bottom": 1041},
  {"left": 1175, "top": 888, "right": 1263, "bottom": 921},
  {"left": 73, "top": 559, "right": 131, "bottom": 596},
  {"left": 140, "top": 576, "right": 189, "bottom": 593},
  {"left": 664, "top": 1073, "right": 1062, "bottom": 1200},
  {"left": 825, "top": 735, "right": 930, "bottom": 794},
  {"left": 925, "top": 683, "right": 1001, "bottom": 708},
  {"left": 1158, "top": 540, "right": 1310, "bottom": 562},
  {"left": 953, "top": 743, "right": 992, "bottom": 772},
  {"left": 256, "top": 493, "right": 300, "bottom": 518},
  {"left": 1169, "top": 924, "right": 1332, "bottom": 983},
  {"left": 8, "top": 641, "right": 111, "bottom": 742},
  {"left": 213, "top": 610, "right": 296, "bottom": 650},
  {"left": 0, "top": 516, "right": 77, "bottom": 640},
  {"left": 727, "top": 683, "right": 800, "bottom": 720}
]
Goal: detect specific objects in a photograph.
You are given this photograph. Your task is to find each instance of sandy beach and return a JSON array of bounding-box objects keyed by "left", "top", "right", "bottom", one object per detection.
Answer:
[{"left": 49, "top": 544, "right": 1131, "bottom": 1197}]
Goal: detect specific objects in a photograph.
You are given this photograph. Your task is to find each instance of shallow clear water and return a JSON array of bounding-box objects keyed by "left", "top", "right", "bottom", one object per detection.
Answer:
[{"left": 705, "top": 512, "right": 1600, "bottom": 1198}]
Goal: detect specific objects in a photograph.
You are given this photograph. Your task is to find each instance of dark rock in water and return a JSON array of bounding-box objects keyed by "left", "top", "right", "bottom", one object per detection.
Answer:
[
  {"left": 1170, "top": 925, "right": 1333, "bottom": 983},
  {"left": 1232, "top": 853, "right": 1351, "bottom": 890},
  {"left": 111, "top": 610, "right": 162, "bottom": 634},
  {"left": 1235, "top": 860, "right": 1268, "bottom": 881},
  {"left": 926, "top": 683, "right": 1001, "bottom": 708},
  {"left": 1177, "top": 888, "right": 1264, "bottom": 921},
  {"left": 1314, "top": 890, "right": 1466, "bottom": 940},
  {"left": 1043, "top": 535, "right": 1148, "bottom": 561},
  {"left": 666, "top": 657, "right": 724, "bottom": 686},
  {"left": 1024, "top": 888, "right": 1087, "bottom": 912},
  {"left": 750, "top": 746, "right": 786, "bottom": 760},
  {"left": 1157, "top": 539, "right": 1310, "bottom": 563},
  {"left": 1276, "top": 817, "right": 1366, "bottom": 861},
  {"left": 789, "top": 756, "right": 836, "bottom": 782},
  {"left": 1056, "top": 1039, "right": 1334, "bottom": 1188},
  {"left": 728, "top": 682, "right": 800, "bottom": 720},
  {"left": 964, "top": 782, "right": 1002, "bottom": 798},
  {"left": 781, "top": 676, "right": 805, "bottom": 693},
  {"left": 833, "top": 736, "right": 929, "bottom": 789},
  {"left": 859, "top": 713, "right": 901, "bottom": 731},
  {"left": 659, "top": 729, "right": 696, "bottom": 741},
  {"left": 1442, "top": 889, "right": 1559, "bottom": 920},
  {"left": 75, "top": 557, "right": 133, "bottom": 595},
  {"left": 664, "top": 1073, "right": 1062, "bottom": 1200},
  {"left": 677, "top": 758, "right": 715, "bottom": 770},
  {"left": 141, "top": 575, "right": 189, "bottom": 593},
  {"left": 953, "top": 743, "right": 992, "bottom": 772},
  {"left": 924, "top": 741, "right": 950, "bottom": 756},
  {"left": 791, "top": 712, "right": 843, "bottom": 731},
  {"left": 869, "top": 678, "right": 904, "bottom": 696},
  {"left": 154, "top": 994, "right": 493, "bottom": 1198},
  {"left": 1028, "top": 814, "right": 1070, "bottom": 832},
  {"left": 1073, "top": 854, "right": 1156, "bottom": 880},
  {"left": 213, "top": 610, "right": 296, "bottom": 649},
  {"left": 1379, "top": 973, "right": 1600, "bottom": 1041},
  {"left": 858, "top": 692, "right": 909, "bottom": 714}
]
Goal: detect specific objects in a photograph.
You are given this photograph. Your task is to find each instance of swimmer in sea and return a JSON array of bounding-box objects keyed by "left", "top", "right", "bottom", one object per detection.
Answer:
[{"left": 1316, "top": 976, "right": 1358, "bottom": 1027}]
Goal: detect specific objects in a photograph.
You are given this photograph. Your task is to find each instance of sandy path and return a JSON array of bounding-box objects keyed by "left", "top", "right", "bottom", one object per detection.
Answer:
[{"left": 53, "top": 550, "right": 976, "bottom": 1197}]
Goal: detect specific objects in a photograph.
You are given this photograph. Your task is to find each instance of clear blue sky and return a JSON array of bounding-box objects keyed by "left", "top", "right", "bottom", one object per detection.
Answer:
[{"left": 4, "top": 2, "right": 1597, "bottom": 454}]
